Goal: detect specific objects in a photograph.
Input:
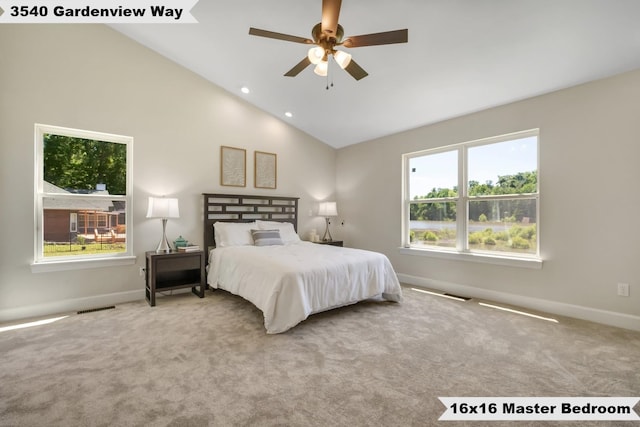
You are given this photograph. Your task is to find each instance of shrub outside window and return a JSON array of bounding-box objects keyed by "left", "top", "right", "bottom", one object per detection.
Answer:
[
  {"left": 404, "top": 130, "right": 539, "bottom": 259},
  {"left": 34, "top": 124, "right": 133, "bottom": 267}
]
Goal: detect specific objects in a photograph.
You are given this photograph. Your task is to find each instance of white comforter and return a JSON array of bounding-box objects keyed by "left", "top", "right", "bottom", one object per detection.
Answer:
[{"left": 207, "top": 241, "right": 402, "bottom": 334}]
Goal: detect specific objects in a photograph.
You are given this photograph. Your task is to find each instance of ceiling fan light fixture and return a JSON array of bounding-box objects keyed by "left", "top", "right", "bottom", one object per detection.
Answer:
[
  {"left": 333, "top": 50, "right": 352, "bottom": 69},
  {"left": 307, "top": 46, "right": 325, "bottom": 65},
  {"left": 314, "top": 61, "right": 328, "bottom": 76}
]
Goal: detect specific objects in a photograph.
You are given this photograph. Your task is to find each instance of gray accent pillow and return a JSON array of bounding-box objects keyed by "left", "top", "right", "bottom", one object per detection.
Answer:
[{"left": 251, "top": 229, "right": 284, "bottom": 246}]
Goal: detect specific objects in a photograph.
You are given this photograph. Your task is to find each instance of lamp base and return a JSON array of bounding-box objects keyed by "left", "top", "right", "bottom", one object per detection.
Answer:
[
  {"left": 155, "top": 218, "right": 173, "bottom": 253},
  {"left": 322, "top": 217, "right": 333, "bottom": 242}
]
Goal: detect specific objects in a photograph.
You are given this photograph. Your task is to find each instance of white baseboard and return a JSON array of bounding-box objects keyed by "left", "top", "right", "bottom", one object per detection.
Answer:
[
  {"left": 398, "top": 273, "right": 640, "bottom": 332},
  {"left": 0, "top": 290, "right": 144, "bottom": 323}
]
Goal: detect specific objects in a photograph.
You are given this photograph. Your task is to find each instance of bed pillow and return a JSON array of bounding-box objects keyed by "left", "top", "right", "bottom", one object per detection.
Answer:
[
  {"left": 214, "top": 221, "right": 256, "bottom": 247},
  {"left": 251, "top": 229, "right": 284, "bottom": 247},
  {"left": 256, "top": 220, "right": 301, "bottom": 244}
]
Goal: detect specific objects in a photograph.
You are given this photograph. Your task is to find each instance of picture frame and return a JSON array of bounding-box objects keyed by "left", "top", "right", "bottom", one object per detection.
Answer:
[
  {"left": 220, "top": 146, "right": 246, "bottom": 187},
  {"left": 254, "top": 151, "right": 277, "bottom": 189}
]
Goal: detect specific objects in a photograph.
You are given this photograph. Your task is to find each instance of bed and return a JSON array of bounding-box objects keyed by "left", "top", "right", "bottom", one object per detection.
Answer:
[{"left": 203, "top": 193, "right": 402, "bottom": 334}]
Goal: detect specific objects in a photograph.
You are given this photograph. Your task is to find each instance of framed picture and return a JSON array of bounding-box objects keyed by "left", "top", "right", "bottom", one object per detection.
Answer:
[
  {"left": 220, "top": 146, "right": 246, "bottom": 187},
  {"left": 255, "top": 151, "right": 277, "bottom": 189}
]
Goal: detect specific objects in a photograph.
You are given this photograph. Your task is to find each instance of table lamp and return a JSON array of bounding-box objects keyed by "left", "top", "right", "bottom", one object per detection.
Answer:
[
  {"left": 146, "top": 197, "right": 180, "bottom": 253},
  {"left": 318, "top": 201, "right": 338, "bottom": 242}
]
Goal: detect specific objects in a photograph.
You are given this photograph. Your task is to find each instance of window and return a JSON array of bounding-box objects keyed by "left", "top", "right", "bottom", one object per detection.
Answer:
[
  {"left": 33, "top": 124, "right": 134, "bottom": 271},
  {"left": 403, "top": 130, "right": 539, "bottom": 264},
  {"left": 69, "top": 213, "right": 78, "bottom": 233}
]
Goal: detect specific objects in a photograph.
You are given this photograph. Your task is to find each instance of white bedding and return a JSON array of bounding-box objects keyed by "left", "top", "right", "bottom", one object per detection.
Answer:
[{"left": 207, "top": 241, "right": 402, "bottom": 334}]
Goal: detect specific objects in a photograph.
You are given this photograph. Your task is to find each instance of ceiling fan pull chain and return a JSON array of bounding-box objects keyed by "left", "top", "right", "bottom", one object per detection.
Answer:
[
  {"left": 326, "top": 57, "right": 330, "bottom": 90},
  {"left": 330, "top": 56, "right": 334, "bottom": 88},
  {"left": 326, "top": 56, "right": 335, "bottom": 90}
]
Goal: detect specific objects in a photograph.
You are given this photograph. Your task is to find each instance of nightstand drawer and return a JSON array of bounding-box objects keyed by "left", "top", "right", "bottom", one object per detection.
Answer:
[
  {"left": 155, "top": 255, "right": 201, "bottom": 272},
  {"left": 145, "top": 251, "right": 205, "bottom": 307}
]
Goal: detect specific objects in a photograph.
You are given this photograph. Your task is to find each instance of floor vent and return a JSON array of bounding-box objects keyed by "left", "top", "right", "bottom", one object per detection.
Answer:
[
  {"left": 443, "top": 293, "right": 472, "bottom": 301},
  {"left": 77, "top": 306, "right": 116, "bottom": 315}
]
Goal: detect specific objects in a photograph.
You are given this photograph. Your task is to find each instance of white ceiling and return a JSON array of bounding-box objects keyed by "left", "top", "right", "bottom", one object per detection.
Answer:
[{"left": 111, "top": 0, "right": 640, "bottom": 149}]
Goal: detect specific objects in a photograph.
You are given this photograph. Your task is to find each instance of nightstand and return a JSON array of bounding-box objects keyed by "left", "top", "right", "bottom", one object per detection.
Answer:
[
  {"left": 145, "top": 250, "right": 205, "bottom": 306},
  {"left": 313, "top": 240, "right": 343, "bottom": 247}
]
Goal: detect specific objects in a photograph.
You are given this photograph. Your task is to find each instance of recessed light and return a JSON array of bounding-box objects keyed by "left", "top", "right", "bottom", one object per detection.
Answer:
[
  {"left": 241, "top": 87, "right": 250, "bottom": 94},
  {"left": 284, "top": 112, "right": 293, "bottom": 118}
]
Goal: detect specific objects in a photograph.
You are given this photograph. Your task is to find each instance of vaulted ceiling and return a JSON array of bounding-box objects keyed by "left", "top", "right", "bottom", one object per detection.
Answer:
[{"left": 112, "top": 0, "right": 640, "bottom": 148}]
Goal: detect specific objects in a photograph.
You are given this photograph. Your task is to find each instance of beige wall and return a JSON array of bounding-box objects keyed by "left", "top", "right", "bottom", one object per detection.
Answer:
[
  {"left": 0, "top": 25, "right": 336, "bottom": 319},
  {"left": 337, "top": 69, "right": 640, "bottom": 329}
]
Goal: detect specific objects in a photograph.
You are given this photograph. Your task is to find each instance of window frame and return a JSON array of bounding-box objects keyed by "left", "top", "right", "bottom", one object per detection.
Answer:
[
  {"left": 32, "top": 124, "right": 135, "bottom": 272},
  {"left": 401, "top": 129, "right": 542, "bottom": 269},
  {"left": 69, "top": 212, "right": 78, "bottom": 233}
]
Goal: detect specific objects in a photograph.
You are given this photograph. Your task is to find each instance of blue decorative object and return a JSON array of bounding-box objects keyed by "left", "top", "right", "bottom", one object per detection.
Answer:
[{"left": 173, "top": 235, "right": 188, "bottom": 249}]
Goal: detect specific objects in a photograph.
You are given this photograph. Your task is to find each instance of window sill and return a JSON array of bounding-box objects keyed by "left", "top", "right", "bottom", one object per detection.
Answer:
[
  {"left": 30, "top": 256, "right": 136, "bottom": 273},
  {"left": 398, "top": 247, "right": 542, "bottom": 269}
]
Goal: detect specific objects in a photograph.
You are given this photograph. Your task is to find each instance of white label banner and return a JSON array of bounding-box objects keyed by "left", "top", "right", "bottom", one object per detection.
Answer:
[
  {"left": 0, "top": 0, "right": 199, "bottom": 23},
  {"left": 439, "top": 397, "right": 640, "bottom": 421}
]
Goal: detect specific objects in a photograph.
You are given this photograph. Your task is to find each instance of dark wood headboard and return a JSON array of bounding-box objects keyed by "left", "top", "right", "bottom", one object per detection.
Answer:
[{"left": 203, "top": 193, "right": 299, "bottom": 254}]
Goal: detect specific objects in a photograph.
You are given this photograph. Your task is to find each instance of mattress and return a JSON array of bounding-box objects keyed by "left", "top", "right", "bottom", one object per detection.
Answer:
[{"left": 207, "top": 241, "right": 402, "bottom": 333}]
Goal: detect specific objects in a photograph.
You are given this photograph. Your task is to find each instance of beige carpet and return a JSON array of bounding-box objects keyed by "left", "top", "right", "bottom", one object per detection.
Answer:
[{"left": 1, "top": 285, "right": 639, "bottom": 427}]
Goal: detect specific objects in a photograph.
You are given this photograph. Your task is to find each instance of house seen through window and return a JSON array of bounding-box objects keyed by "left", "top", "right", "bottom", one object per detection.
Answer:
[
  {"left": 35, "top": 124, "right": 133, "bottom": 263},
  {"left": 404, "top": 129, "right": 539, "bottom": 258}
]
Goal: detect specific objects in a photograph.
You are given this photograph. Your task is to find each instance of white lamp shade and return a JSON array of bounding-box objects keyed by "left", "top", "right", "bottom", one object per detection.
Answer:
[
  {"left": 307, "top": 46, "right": 325, "bottom": 65},
  {"left": 318, "top": 201, "right": 338, "bottom": 217},
  {"left": 333, "top": 50, "right": 352, "bottom": 69},
  {"left": 314, "top": 61, "right": 328, "bottom": 76},
  {"left": 146, "top": 197, "right": 180, "bottom": 219}
]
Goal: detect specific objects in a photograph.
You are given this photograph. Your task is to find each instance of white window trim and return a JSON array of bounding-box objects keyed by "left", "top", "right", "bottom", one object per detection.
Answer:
[
  {"left": 30, "top": 256, "right": 137, "bottom": 273},
  {"left": 398, "top": 247, "right": 542, "bottom": 269},
  {"left": 402, "top": 129, "right": 542, "bottom": 268},
  {"left": 32, "top": 124, "right": 135, "bottom": 272}
]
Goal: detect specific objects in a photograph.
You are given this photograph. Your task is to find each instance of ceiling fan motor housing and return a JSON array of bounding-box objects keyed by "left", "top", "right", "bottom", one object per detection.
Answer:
[{"left": 312, "top": 22, "right": 345, "bottom": 60}]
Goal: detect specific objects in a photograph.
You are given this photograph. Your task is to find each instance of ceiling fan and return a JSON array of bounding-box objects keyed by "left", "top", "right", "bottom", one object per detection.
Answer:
[{"left": 248, "top": 0, "right": 408, "bottom": 81}]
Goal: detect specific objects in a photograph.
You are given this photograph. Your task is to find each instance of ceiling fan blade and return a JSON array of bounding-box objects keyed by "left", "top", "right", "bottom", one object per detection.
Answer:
[
  {"left": 344, "top": 59, "right": 368, "bottom": 81},
  {"left": 342, "top": 29, "right": 408, "bottom": 48},
  {"left": 249, "top": 27, "right": 313, "bottom": 44},
  {"left": 284, "top": 57, "right": 312, "bottom": 77},
  {"left": 321, "top": 0, "right": 342, "bottom": 38}
]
